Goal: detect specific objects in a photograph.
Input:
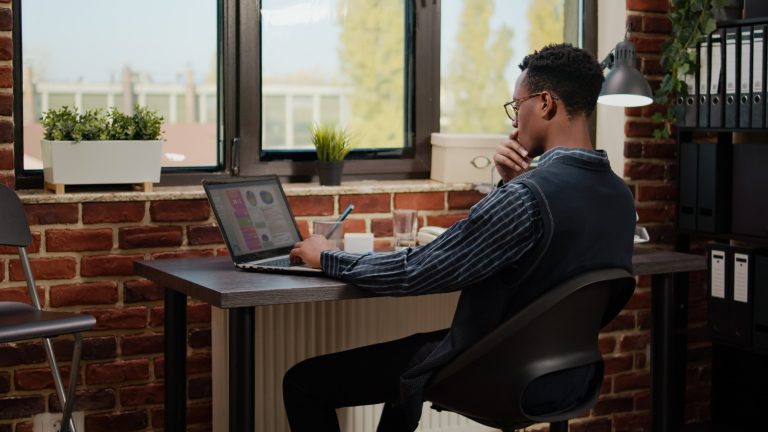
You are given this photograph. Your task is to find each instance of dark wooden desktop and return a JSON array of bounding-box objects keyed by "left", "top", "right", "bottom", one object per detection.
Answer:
[{"left": 134, "top": 246, "right": 706, "bottom": 432}]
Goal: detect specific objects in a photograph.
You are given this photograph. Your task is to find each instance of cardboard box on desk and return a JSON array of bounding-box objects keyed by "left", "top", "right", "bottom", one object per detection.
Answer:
[{"left": 430, "top": 133, "right": 503, "bottom": 184}]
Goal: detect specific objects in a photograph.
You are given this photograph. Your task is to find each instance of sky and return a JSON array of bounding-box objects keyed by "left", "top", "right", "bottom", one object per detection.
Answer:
[
  {"left": 22, "top": 0, "right": 531, "bottom": 86},
  {"left": 22, "top": 0, "right": 218, "bottom": 84}
]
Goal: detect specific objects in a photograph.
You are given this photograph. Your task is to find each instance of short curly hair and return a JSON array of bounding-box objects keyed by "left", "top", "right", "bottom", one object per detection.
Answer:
[{"left": 519, "top": 44, "right": 604, "bottom": 118}]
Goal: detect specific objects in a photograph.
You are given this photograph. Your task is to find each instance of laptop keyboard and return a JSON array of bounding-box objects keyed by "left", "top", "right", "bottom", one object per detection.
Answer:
[{"left": 262, "top": 257, "right": 292, "bottom": 267}]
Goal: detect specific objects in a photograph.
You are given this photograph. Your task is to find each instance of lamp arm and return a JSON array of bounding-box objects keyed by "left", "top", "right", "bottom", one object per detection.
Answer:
[{"left": 599, "top": 51, "right": 614, "bottom": 71}]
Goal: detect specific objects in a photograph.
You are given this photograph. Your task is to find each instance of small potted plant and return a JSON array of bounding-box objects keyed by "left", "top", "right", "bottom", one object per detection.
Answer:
[
  {"left": 311, "top": 123, "right": 353, "bottom": 186},
  {"left": 40, "top": 105, "right": 164, "bottom": 193}
]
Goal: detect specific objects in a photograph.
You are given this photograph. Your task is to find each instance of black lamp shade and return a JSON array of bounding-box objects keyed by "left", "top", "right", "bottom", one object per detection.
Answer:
[{"left": 597, "top": 39, "right": 653, "bottom": 107}]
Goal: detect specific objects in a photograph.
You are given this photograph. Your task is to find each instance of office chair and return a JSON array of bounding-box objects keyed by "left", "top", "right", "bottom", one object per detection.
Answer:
[
  {"left": 425, "top": 268, "right": 635, "bottom": 432},
  {"left": 0, "top": 184, "right": 96, "bottom": 432}
]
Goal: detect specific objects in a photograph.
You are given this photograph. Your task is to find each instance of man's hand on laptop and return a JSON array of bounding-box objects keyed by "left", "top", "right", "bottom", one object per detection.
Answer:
[
  {"left": 494, "top": 130, "right": 532, "bottom": 183},
  {"left": 289, "top": 235, "right": 335, "bottom": 269}
]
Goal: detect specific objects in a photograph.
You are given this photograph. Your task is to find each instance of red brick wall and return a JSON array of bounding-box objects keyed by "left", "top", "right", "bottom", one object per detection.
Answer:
[
  {"left": 0, "top": 193, "right": 475, "bottom": 431},
  {"left": 0, "top": 0, "right": 13, "bottom": 191},
  {"left": 0, "top": 0, "right": 710, "bottom": 431},
  {"left": 626, "top": 0, "right": 711, "bottom": 429}
]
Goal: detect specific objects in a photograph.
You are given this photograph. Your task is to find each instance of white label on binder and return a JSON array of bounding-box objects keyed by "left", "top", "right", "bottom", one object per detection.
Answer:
[
  {"left": 726, "top": 35, "right": 736, "bottom": 93},
  {"left": 734, "top": 253, "right": 749, "bottom": 303},
  {"left": 754, "top": 34, "right": 764, "bottom": 92},
  {"left": 686, "top": 47, "right": 696, "bottom": 93},
  {"left": 741, "top": 33, "right": 751, "bottom": 93},
  {"left": 700, "top": 44, "right": 709, "bottom": 94},
  {"left": 711, "top": 251, "right": 725, "bottom": 299},
  {"left": 711, "top": 40, "right": 722, "bottom": 94}
]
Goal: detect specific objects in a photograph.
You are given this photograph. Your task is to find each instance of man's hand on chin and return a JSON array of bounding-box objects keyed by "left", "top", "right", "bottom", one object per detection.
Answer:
[{"left": 289, "top": 235, "right": 336, "bottom": 269}]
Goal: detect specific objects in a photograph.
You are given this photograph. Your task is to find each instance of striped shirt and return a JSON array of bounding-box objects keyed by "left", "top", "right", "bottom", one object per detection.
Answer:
[{"left": 320, "top": 147, "right": 611, "bottom": 296}]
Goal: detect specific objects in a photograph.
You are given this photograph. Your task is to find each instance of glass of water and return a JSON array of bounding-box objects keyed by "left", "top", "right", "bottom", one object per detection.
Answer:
[{"left": 392, "top": 209, "right": 418, "bottom": 251}]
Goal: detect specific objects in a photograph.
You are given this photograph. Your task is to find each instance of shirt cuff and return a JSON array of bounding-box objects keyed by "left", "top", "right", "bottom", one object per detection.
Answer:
[{"left": 320, "top": 250, "right": 362, "bottom": 277}]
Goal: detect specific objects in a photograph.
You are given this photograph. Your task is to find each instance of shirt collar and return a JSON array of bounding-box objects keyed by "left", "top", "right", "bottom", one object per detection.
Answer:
[{"left": 534, "top": 147, "right": 609, "bottom": 169}]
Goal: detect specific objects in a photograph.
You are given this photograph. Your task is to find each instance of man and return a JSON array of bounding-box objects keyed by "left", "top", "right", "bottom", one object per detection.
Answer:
[{"left": 285, "top": 43, "right": 636, "bottom": 432}]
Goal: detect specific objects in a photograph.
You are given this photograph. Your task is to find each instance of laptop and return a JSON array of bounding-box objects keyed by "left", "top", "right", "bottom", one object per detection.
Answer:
[{"left": 203, "top": 177, "right": 322, "bottom": 274}]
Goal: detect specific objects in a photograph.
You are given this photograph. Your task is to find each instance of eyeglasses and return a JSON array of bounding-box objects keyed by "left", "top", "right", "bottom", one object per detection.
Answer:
[{"left": 503, "top": 92, "right": 559, "bottom": 122}]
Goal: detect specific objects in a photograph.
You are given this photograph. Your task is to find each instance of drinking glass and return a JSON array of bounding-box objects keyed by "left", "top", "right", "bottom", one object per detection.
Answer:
[
  {"left": 313, "top": 221, "right": 344, "bottom": 250},
  {"left": 392, "top": 209, "right": 418, "bottom": 251}
]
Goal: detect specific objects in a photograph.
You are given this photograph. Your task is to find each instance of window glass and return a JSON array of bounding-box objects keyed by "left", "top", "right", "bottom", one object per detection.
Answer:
[
  {"left": 21, "top": 0, "right": 218, "bottom": 170},
  {"left": 263, "top": 95, "right": 287, "bottom": 147},
  {"left": 260, "top": 0, "right": 405, "bottom": 152},
  {"left": 440, "top": 0, "right": 569, "bottom": 134}
]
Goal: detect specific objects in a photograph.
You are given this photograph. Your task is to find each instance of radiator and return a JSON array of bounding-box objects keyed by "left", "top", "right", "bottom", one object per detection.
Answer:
[{"left": 212, "top": 293, "right": 498, "bottom": 432}]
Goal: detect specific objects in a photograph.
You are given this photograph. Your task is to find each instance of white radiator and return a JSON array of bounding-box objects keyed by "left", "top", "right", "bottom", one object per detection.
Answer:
[{"left": 212, "top": 293, "right": 498, "bottom": 432}]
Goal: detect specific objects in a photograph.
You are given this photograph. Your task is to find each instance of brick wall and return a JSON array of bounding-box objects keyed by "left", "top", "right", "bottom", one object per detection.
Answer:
[
  {"left": 0, "top": 191, "right": 477, "bottom": 432},
  {"left": 626, "top": 0, "right": 712, "bottom": 428},
  {"left": 0, "top": 0, "right": 13, "bottom": 190},
  {"left": 0, "top": 0, "right": 710, "bottom": 431}
]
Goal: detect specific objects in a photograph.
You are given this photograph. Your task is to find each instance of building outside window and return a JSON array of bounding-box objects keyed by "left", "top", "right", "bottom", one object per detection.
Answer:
[
  {"left": 15, "top": 0, "right": 587, "bottom": 183},
  {"left": 440, "top": 0, "right": 579, "bottom": 134},
  {"left": 19, "top": 0, "right": 219, "bottom": 172}
]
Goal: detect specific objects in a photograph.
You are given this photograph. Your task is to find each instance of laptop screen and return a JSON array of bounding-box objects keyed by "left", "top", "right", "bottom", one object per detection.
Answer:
[{"left": 204, "top": 177, "right": 302, "bottom": 262}]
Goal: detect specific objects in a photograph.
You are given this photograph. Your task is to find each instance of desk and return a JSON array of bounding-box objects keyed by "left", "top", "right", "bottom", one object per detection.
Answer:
[{"left": 134, "top": 247, "right": 705, "bottom": 432}]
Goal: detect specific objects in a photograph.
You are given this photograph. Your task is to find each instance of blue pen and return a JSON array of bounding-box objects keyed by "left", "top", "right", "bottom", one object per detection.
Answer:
[{"left": 326, "top": 204, "right": 354, "bottom": 238}]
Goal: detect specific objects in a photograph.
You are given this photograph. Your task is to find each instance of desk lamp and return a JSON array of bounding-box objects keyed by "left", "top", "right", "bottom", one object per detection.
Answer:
[{"left": 597, "top": 37, "right": 654, "bottom": 107}]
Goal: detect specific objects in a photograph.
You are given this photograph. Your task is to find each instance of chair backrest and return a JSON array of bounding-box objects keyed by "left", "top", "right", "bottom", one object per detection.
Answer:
[
  {"left": 0, "top": 184, "right": 42, "bottom": 310},
  {"left": 425, "top": 268, "right": 635, "bottom": 429},
  {"left": 0, "top": 184, "right": 32, "bottom": 247}
]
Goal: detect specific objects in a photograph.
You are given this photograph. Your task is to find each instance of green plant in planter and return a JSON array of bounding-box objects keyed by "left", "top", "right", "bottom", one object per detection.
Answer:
[
  {"left": 41, "top": 106, "right": 79, "bottom": 141},
  {"left": 311, "top": 123, "right": 353, "bottom": 186},
  {"left": 41, "top": 105, "right": 164, "bottom": 141},
  {"left": 133, "top": 105, "right": 163, "bottom": 140},
  {"left": 653, "top": 0, "right": 726, "bottom": 138},
  {"left": 106, "top": 108, "right": 137, "bottom": 140},
  {"left": 311, "top": 123, "right": 353, "bottom": 161},
  {"left": 74, "top": 109, "right": 110, "bottom": 141}
]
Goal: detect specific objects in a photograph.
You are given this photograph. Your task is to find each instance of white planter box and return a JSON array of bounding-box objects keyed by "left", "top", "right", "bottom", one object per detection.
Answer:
[
  {"left": 430, "top": 133, "right": 504, "bottom": 184},
  {"left": 41, "top": 139, "right": 163, "bottom": 187}
]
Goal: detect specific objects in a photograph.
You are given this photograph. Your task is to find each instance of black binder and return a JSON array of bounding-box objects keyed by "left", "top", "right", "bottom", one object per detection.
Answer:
[
  {"left": 725, "top": 28, "right": 739, "bottom": 127},
  {"left": 708, "top": 245, "right": 732, "bottom": 344},
  {"left": 731, "top": 247, "right": 757, "bottom": 347},
  {"left": 710, "top": 29, "right": 725, "bottom": 128},
  {"left": 707, "top": 245, "right": 758, "bottom": 349},
  {"left": 675, "top": 98, "right": 685, "bottom": 127},
  {"left": 685, "top": 45, "right": 698, "bottom": 127},
  {"left": 699, "top": 35, "right": 711, "bottom": 127},
  {"left": 677, "top": 44, "right": 698, "bottom": 127},
  {"left": 739, "top": 27, "right": 752, "bottom": 128},
  {"left": 752, "top": 25, "right": 766, "bottom": 128},
  {"left": 754, "top": 254, "right": 768, "bottom": 354},
  {"left": 679, "top": 142, "right": 698, "bottom": 230},
  {"left": 731, "top": 142, "right": 768, "bottom": 238},
  {"left": 697, "top": 142, "right": 731, "bottom": 233}
]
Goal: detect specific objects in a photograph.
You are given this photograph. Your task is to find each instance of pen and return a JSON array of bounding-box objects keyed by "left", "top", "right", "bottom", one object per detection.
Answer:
[{"left": 326, "top": 204, "right": 354, "bottom": 238}]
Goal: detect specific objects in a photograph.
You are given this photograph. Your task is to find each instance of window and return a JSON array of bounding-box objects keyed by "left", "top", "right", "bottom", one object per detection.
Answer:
[
  {"left": 440, "top": 0, "right": 583, "bottom": 134},
  {"left": 14, "top": 0, "right": 221, "bottom": 185},
  {"left": 14, "top": 0, "right": 593, "bottom": 184},
  {"left": 237, "top": 0, "right": 590, "bottom": 179},
  {"left": 236, "top": 0, "right": 426, "bottom": 178},
  {"left": 260, "top": 0, "right": 405, "bottom": 152}
]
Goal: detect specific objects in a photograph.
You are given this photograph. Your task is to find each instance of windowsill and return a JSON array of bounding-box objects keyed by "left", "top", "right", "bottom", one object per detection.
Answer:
[{"left": 16, "top": 179, "right": 484, "bottom": 204}]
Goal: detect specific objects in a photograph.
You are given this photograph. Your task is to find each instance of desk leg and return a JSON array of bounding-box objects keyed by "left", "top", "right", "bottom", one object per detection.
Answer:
[
  {"left": 651, "top": 272, "right": 689, "bottom": 432},
  {"left": 164, "top": 287, "right": 187, "bottom": 432},
  {"left": 229, "top": 307, "right": 255, "bottom": 432}
]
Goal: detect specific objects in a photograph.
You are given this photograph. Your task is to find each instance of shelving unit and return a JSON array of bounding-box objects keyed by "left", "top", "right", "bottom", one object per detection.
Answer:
[{"left": 675, "top": 17, "right": 768, "bottom": 431}]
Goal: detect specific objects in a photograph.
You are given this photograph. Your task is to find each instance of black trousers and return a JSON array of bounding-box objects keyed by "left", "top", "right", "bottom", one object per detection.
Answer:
[{"left": 283, "top": 329, "right": 449, "bottom": 432}]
